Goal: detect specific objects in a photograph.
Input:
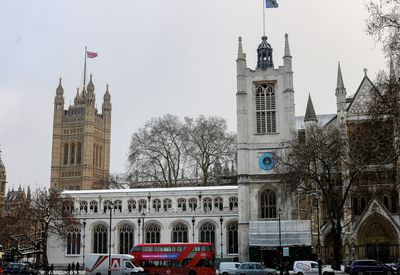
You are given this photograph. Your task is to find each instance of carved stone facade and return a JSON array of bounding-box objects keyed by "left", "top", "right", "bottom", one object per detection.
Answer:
[{"left": 50, "top": 76, "right": 112, "bottom": 190}]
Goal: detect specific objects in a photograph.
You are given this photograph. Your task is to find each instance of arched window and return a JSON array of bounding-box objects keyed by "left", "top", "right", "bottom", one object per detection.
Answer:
[
  {"left": 145, "top": 223, "right": 161, "bottom": 243},
  {"left": 104, "top": 200, "right": 112, "bottom": 213},
  {"left": 128, "top": 200, "right": 136, "bottom": 212},
  {"left": 119, "top": 223, "right": 134, "bottom": 254},
  {"left": 63, "top": 201, "right": 74, "bottom": 213},
  {"left": 383, "top": 195, "right": 389, "bottom": 210},
  {"left": 77, "top": 142, "right": 82, "bottom": 164},
  {"left": 66, "top": 227, "right": 81, "bottom": 255},
  {"left": 70, "top": 143, "right": 75, "bottom": 164},
  {"left": 256, "top": 84, "right": 276, "bottom": 134},
  {"left": 352, "top": 197, "right": 359, "bottom": 215},
  {"left": 79, "top": 201, "right": 88, "bottom": 213},
  {"left": 163, "top": 198, "right": 172, "bottom": 212},
  {"left": 260, "top": 189, "right": 276, "bottom": 219},
  {"left": 360, "top": 197, "right": 366, "bottom": 213},
  {"left": 99, "top": 147, "right": 103, "bottom": 168},
  {"left": 153, "top": 199, "right": 161, "bottom": 212},
  {"left": 188, "top": 198, "right": 198, "bottom": 211},
  {"left": 90, "top": 200, "right": 98, "bottom": 213},
  {"left": 203, "top": 197, "right": 212, "bottom": 212},
  {"left": 138, "top": 199, "right": 147, "bottom": 212},
  {"left": 214, "top": 197, "right": 223, "bottom": 211},
  {"left": 391, "top": 193, "right": 398, "bottom": 213},
  {"left": 199, "top": 222, "right": 215, "bottom": 245},
  {"left": 114, "top": 200, "right": 122, "bottom": 212},
  {"left": 93, "top": 224, "right": 108, "bottom": 253},
  {"left": 63, "top": 144, "right": 69, "bottom": 165},
  {"left": 227, "top": 222, "right": 238, "bottom": 254},
  {"left": 172, "top": 222, "right": 188, "bottom": 243},
  {"left": 177, "top": 198, "right": 187, "bottom": 211},
  {"left": 229, "top": 197, "right": 238, "bottom": 211}
]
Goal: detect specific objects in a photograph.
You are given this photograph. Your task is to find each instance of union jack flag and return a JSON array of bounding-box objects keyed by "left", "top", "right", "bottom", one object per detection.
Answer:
[{"left": 87, "top": 51, "right": 98, "bottom": 58}]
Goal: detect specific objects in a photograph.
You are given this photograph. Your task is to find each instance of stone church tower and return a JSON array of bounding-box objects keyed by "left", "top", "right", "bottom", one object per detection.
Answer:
[
  {"left": 236, "top": 34, "right": 296, "bottom": 261},
  {"left": 50, "top": 75, "right": 112, "bottom": 190}
]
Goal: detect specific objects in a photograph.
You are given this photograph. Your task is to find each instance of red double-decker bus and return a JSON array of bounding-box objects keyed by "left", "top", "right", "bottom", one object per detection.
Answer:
[{"left": 130, "top": 242, "right": 216, "bottom": 275}]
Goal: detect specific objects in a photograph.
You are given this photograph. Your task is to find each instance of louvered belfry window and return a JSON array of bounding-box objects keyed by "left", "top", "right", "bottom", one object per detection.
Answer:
[{"left": 256, "top": 84, "right": 276, "bottom": 134}]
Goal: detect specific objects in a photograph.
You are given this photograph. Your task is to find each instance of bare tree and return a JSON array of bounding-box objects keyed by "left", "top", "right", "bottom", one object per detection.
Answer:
[{"left": 184, "top": 115, "right": 236, "bottom": 185}]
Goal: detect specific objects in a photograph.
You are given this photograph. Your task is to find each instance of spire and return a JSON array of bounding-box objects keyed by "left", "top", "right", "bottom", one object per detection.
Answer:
[
  {"left": 56, "top": 77, "right": 64, "bottom": 95},
  {"left": 284, "top": 33, "right": 291, "bottom": 57},
  {"left": 337, "top": 62, "right": 345, "bottom": 89},
  {"left": 257, "top": 36, "right": 274, "bottom": 69},
  {"left": 237, "top": 36, "right": 245, "bottom": 60},
  {"left": 87, "top": 74, "right": 95, "bottom": 94},
  {"left": 304, "top": 94, "right": 318, "bottom": 122},
  {"left": 0, "top": 146, "right": 4, "bottom": 171},
  {"left": 104, "top": 84, "right": 111, "bottom": 101},
  {"left": 74, "top": 87, "right": 81, "bottom": 105}
]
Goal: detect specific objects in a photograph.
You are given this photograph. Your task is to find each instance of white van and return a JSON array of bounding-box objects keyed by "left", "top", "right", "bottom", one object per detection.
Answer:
[
  {"left": 85, "top": 254, "right": 144, "bottom": 275},
  {"left": 293, "top": 260, "right": 334, "bottom": 275},
  {"left": 219, "top": 262, "right": 240, "bottom": 275}
]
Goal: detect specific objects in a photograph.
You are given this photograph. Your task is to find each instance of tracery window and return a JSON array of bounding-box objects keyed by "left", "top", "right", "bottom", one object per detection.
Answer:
[
  {"left": 90, "top": 200, "right": 98, "bottom": 213},
  {"left": 145, "top": 223, "right": 161, "bottom": 243},
  {"left": 119, "top": 223, "right": 134, "bottom": 254},
  {"left": 203, "top": 197, "right": 212, "bottom": 212},
  {"left": 260, "top": 189, "right": 276, "bottom": 219},
  {"left": 66, "top": 227, "right": 81, "bottom": 255},
  {"left": 70, "top": 143, "right": 75, "bottom": 164},
  {"left": 229, "top": 197, "right": 238, "bottom": 211},
  {"left": 79, "top": 200, "right": 88, "bottom": 213},
  {"left": 138, "top": 199, "right": 147, "bottom": 212},
  {"left": 227, "top": 222, "right": 238, "bottom": 254},
  {"left": 63, "top": 201, "right": 74, "bottom": 213},
  {"left": 163, "top": 198, "right": 172, "bottom": 212},
  {"left": 199, "top": 222, "right": 215, "bottom": 245},
  {"left": 188, "top": 198, "right": 198, "bottom": 211},
  {"left": 77, "top": 142, "right": 82, "bottom": 164},
  {"left": 172, "top": 222, "right": 188, "bottom": 243},
  {"left": 177, "top": 198, "right": 187, "bottom": 211},
  {"left": 93, "top": 224, "right": 108, "bottom": 253},
  {"left": 128, "top": 200, "right": 136, "bottom": 212},
  {"left": 256, "top": 84, "right": 276, "bottom": 134},
  {"left": 104, "top": 200, "right": 113, "bottom": 213},
  {"left": 214, "top": 197, "right": 223, "bottom": 211},
  {"left": 352, "top": 197, "right": 359, "bottom": 215},
  {"left": 383, "top": 195, "right": 389, "bottom": 210},
  {"left": 153, "top": 199, "right": 161, "bottom": 212},
  {"left": 114, "top": 200, "right": 122, "bottom": 212},
  {"left": 63, "top": 144, "right": 69, "bottom": 165}
]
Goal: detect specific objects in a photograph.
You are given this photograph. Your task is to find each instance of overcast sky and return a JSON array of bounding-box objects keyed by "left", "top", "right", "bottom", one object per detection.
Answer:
[{"left": 0, "top": 0, "right": 387, "bottom": 190}]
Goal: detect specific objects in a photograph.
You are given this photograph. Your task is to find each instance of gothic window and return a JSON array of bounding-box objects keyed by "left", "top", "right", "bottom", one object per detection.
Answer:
[
  {"left": 63, "top": 144, "right": 69, "bottom": 165},
  {"left": 99, "top": 147, "right": 103, "bottom": 168},
  {"left": 352, "top": 197, "right": 359, "bottom": 215},
  {"left": 104, "top": 200, "right": 113, "bottom": 213},
  {"left": 153, "top": 199, "right": 161, "bottom": 212},
  {"left": 70, "top": 143, "right": 75, "bottom": 164},
  {"left": 138, "top": 199, "right": 147, "bottom": 213},
  {"left": 383, "top": 195, "right": 389, "bottom": 210},
  {"left": 79, "top": 201, "right": 88, "bottom": 213},
  {"left": 203, "top": 197, "right": 212, "bottom": 212},
  {"left": 128, "top": 200, "right": 136, "bottom": 212},
  {"left": 214, "top": 197, "right": 223, "bottom": 211},
  {"left": 177, "top": 198, "right": 187, "bottom": 211},
  {"left": 229, "top": 197, "right": 238, "bottom": 211},
  {"left": 260, "top": 189, "right": 277, "bottom": 219},
  {"left": 391, "top": 193, "right": 398, "bottom": 213},
  {"left": 114, "top": 200, "right": 122, "bottom": 212},
  {"left": 145, "top": 223, "right": 161, "bottom": 243},
  {"left": 93, "top": 145, "right": 96, "bottom": 165},
  {"left": 227, "top": 222, "right": 238, "bottom": 254},
  {"left": 163, "top": 198, "right": 172, "bottom": 212},
  {"left": 256, "top": 84, "right": 276, "bottom": 134},
  {"left": 77, "top": 142, "right": 82, "bottom": 164},
  {"left": 188, "top": 198, "right": 198, "bottom": 211},
  {"left": 95, "top": 145, "right": 99, "bottom": 167},
  {"left": 172, "top": 222, "right": 188, "bottom": 243},
  {"left": 90, "top": 200, "right": 98, "bottom": 213},
  {"left": 93, "top": 224, "right": 108, "bottom": 253},
  {"left": 199, "top": 222, "right": 215, "bottom": 245},
  {"left": 360, "top": 197, "right": 366, "bottom": 213},
  {"left": 119, "top": 223, "right": 134, "bottom": 254},
  {"left": 63, "top": 201, "right": 74, "bottom": 213},
  {"left": 66, "top": 227, "right": 81, "bottom": 255}
]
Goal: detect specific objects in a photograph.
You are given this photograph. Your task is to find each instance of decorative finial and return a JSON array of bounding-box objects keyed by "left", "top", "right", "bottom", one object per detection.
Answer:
[
  {"left": 237, "top": 36, "right": 245, "bottom": 60},
  {"left": 284, "top": 33, "right": 291, "bottom": 57},
  {"left": 56, "top": 77, "right": 64, "bottom": 94},
  {"left": 337, "top": 62, "right": 345, "bottom": 89},
  {"left": 363, "top": 68, "right": 368, "bottom": 77}
]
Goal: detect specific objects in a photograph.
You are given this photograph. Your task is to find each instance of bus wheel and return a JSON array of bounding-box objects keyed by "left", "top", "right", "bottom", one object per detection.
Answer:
[{"left": 188, "top": 270, "right": 196, "bottom": 275}]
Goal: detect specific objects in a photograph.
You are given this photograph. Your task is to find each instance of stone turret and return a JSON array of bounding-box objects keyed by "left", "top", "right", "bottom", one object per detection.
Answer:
[
  {"left": 257, "top": 36, "right": 273, "bottom": 69},
  {"left": 335, "top": 62, "right": 347, "bottom": 113}
]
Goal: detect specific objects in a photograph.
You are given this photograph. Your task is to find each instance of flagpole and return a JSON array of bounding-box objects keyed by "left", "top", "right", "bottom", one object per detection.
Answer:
[
  {"left": 263, "top": 0, "right": 266, "bottom": 36},
  {"left": 84, "top": 46, "right": 87, "bottom": 86}
]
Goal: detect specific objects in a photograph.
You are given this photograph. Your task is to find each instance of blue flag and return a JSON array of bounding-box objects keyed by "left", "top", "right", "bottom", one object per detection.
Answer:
[{"left": 265, "top": 0, "right": 278, "bottom": 8}]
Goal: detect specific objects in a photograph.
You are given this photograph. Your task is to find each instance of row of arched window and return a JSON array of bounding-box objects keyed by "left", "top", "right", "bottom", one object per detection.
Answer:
[
  {"left": 63, "top": 142, "right": 82, "bottom": 165},
  {"left": 66, "top": 221, "right": 239, "bottom": 255},
  {"left": 352, "top": 194, "right": 398, "bottom": 215},
  {"left": 78, "top": 196, "right": 239, "bottom": 214},
  {"left": 93, "top": 144, "right": 103, "bottom": 168}
]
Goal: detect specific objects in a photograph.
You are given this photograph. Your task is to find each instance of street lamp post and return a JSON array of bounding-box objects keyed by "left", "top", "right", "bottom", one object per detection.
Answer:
[
  {"left": 82, "top": 219, "right": 86, "bottom": 271},
  {"left": 141, "top": 212, "right": 146, "bottom": 243},
  {"left": 220, "top": 217, "right": 224, "bottom": 258},
  {"left": 137, "top": 218, "right": 141, "bottom": 244},
  {"left": 191, "top": 217, "right": 195, "bottom": 243},
  {"left": 108, "top": 201, "right": 114, "bottom": 275},
  {"left": 314, "top": 193, "right": 322, "bottom": 275},
  {"left": 278, "top": 209, "right": 282, "bottom": 275}
]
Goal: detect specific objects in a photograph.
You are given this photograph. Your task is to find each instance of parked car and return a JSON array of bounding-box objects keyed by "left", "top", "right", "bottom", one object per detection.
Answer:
[
  {"left": 4, "top": 263, "right": 38, "bottom": 275},
  {"left": 219, "top": 262, "right": 241, "bottom": 275},
  {"left": 349, "top": 259, "right": 394, "bottom": 275},
  {"left": 293, "top": 261, "right": 334, "bottom": 275},
  {"left": 344, "top": 260, "right": 354, "bottom": 274},
  {"left": 235, "top": 262, "right": 277, "bottom": 275}
]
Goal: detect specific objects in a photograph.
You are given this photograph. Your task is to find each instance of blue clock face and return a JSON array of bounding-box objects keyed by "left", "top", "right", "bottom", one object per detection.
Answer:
[{"left": 259, "top": 152, "right": 277, "bottom": 171}]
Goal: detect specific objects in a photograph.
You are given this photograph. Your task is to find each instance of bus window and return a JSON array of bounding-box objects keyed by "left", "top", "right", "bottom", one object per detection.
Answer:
[{"left": 131, "top": 246, "right": 142, "bottom": 252}]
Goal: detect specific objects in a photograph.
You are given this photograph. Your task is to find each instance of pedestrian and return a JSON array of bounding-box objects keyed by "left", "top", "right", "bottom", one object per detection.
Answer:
[
  {"left": 71, "top": 262, "right": 75, "bottom": 275},
  {"left": 50, "top": 264, "right": 54, "bottom": 275},
  {"left": 67, "top": 263, "right": 71, "bottom": 275},
  {"left": 76, "top": 262, "right": 80, "bottom": 274}
]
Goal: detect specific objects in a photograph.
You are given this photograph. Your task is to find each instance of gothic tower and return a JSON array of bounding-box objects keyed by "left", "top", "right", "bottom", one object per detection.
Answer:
[
  {"left": 0, "top": 147, "right": 6, "bottom": 213},
  {"left": 236, "top": 34, "right": 296, "bottom": 261},
  {"left": 50, "top": 75, "right": 112, "bottom": 190}
]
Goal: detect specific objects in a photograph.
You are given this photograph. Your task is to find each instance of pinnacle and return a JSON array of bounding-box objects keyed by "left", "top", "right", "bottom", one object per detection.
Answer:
[
  {"left": 337, "top": 62, "right": 345, "bottom": 90},
  {"left": 304, "top": 94, "right": 318, "bottom": 122}
]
